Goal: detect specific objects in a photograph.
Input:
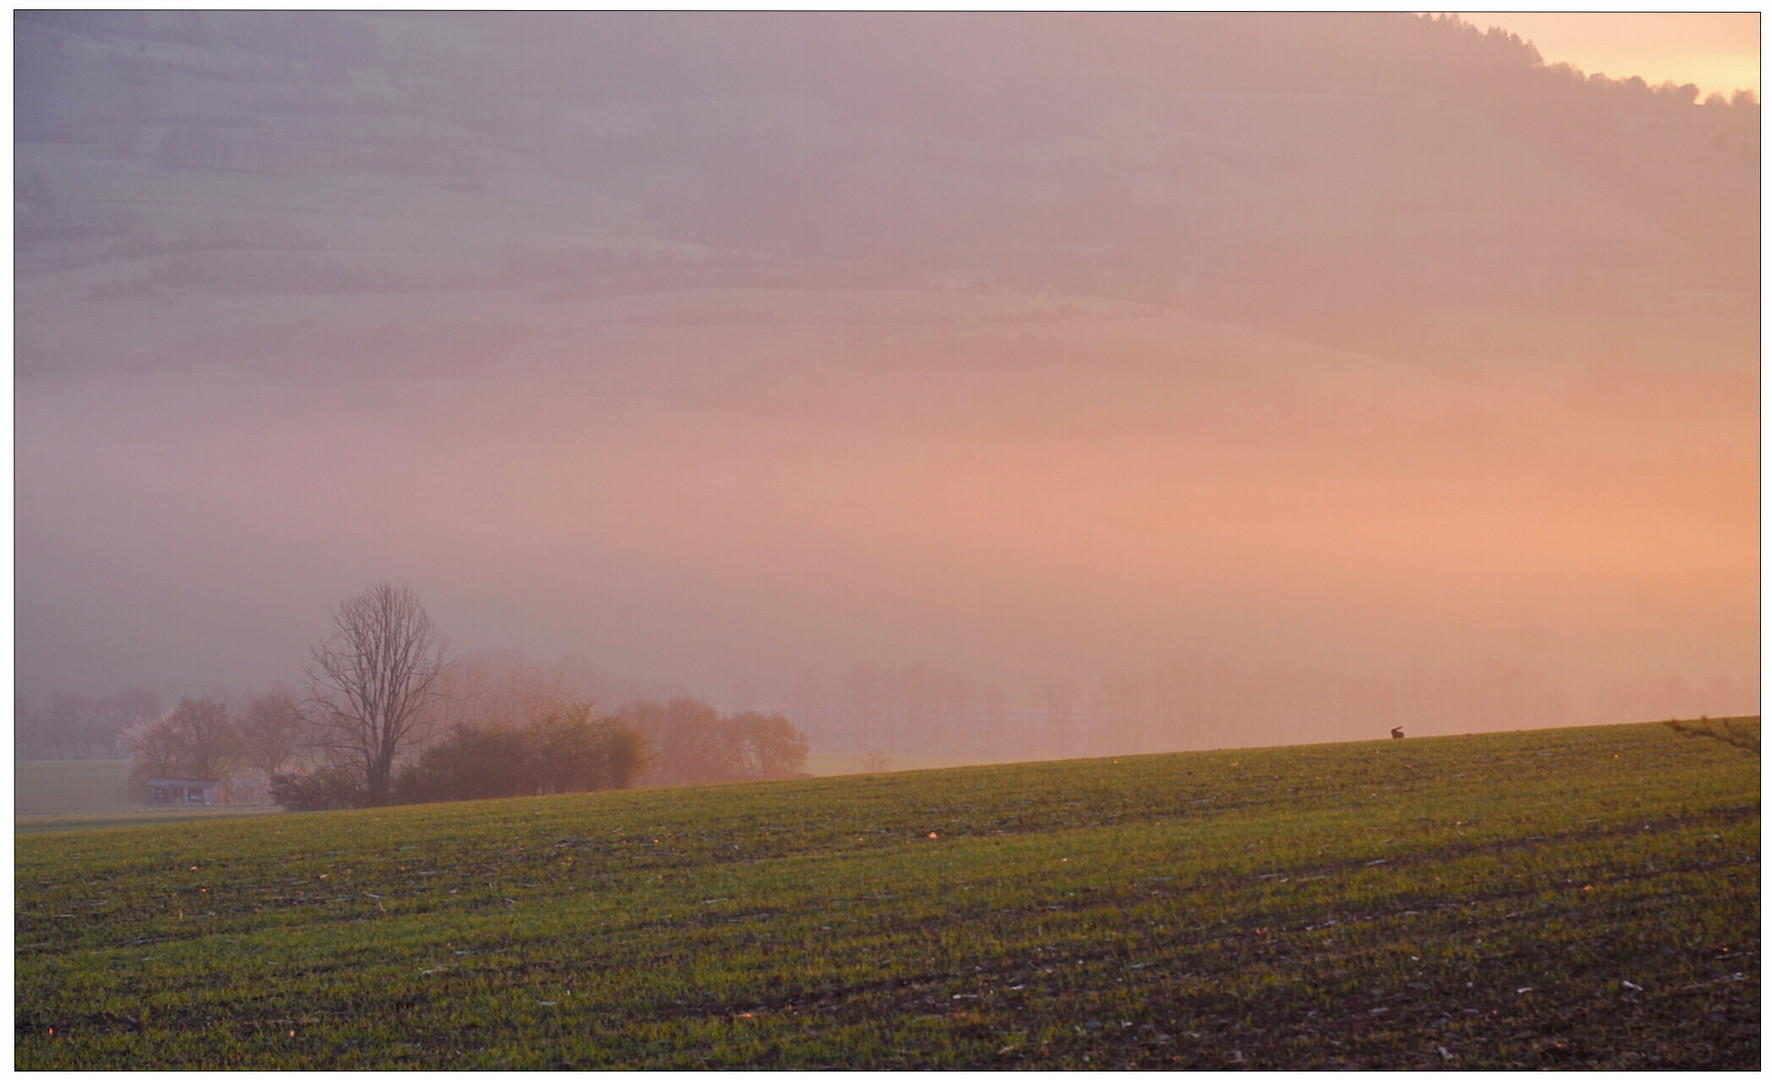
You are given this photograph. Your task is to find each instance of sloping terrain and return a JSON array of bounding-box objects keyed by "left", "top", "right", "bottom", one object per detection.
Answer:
[{"left": 14, "top": 721, "right": 1760, "bottom": 1068}]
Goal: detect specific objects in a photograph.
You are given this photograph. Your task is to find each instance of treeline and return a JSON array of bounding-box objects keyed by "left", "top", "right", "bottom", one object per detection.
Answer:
[
  {"left": 18, "top": 12, "right": 1757, "bottom": 333},
  {"left": 274, "top": 698, "right": 655, "bottom": 811},
  {"left": 620, "top": 698, "right": 811, "bottom": 788},
  {"left": 16, "top": 689, "right": 163, "bottom": 760},
  {"left": 112, "top": 644, "right": 811, "bottom": 811},
  {"left": 119, "top": 686, "right": 308, "bottom": 804}
]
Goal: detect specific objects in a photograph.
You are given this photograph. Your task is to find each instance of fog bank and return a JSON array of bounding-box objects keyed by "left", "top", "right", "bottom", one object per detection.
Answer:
[{"left": 14, "top": 13, "right": 1759, "bottom": 758}]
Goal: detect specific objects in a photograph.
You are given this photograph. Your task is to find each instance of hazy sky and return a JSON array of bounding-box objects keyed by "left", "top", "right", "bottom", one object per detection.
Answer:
[
  {"left": 12, "top": 12, "right": 1760, "bottom": 759},
  {"left": 1461, "top": 11, "right": 1760, "bottom": 98}
]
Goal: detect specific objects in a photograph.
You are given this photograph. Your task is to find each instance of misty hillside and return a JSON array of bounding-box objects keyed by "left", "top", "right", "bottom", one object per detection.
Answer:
[
  {"left": 16, "top": 10, "right": 1757, "bottom": 378},
  {"left": 13, "top": 12, "right": 1760, "bottom": 756}
]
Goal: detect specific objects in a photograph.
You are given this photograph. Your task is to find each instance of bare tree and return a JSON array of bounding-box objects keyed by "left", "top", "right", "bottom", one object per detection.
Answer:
[
  {"left": 427, "top": 651, "right": 573, "bottom": 731},
  {"left": 239, "top": 684, "right": 308, "bottom": 777},
  {"left": 306, "top": 582, "right": 448, "bottom": 806},
  {"left": 173, "top": 696, "right": 240, "bottom": 781},
  {"left": 120, "top": 714, "right": 184, "bottom": 786},
  {"left": 618, "top": 697, "right": 730, "bottom": 786},
  {"left": 121, "top": 695, "right": 240, "bottom": 788}
]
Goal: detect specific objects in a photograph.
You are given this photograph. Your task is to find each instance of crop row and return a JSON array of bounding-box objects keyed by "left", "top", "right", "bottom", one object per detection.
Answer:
[{"left": 16, "top": 721, "right": 1759, "bottom": 1068}]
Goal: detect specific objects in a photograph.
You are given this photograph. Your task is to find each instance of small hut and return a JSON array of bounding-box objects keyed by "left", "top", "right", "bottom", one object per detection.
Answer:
[{"left": 146, "top": 778, "right": 221, "bottom": 806}]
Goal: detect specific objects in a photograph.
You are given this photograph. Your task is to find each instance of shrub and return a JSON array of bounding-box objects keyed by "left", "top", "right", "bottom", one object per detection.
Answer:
[
  {"left": 392, "top": 702, "right": 652, "bottom": 805},
  {"left": 396, "top": 723, "right": 532, "bottom": 804},
  {"left": 270, "top": 767, "right": 366, "bottom": 811},
  {"left": 620, "top": 698, "right": 810, "bottom": 786},
  {"left": 726, "top": 711, "right": 811, "bottom": 780}
]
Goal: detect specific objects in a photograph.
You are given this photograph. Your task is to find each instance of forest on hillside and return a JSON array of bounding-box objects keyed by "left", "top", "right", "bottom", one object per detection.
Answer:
[{"left": 16, "top": 10, "right": 1756, "bottom": 371}]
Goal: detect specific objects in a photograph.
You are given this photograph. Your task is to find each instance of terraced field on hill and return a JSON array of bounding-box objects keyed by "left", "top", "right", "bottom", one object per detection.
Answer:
[{"left": 15, "top": 720, "right": 1759, "bottom": 1068}]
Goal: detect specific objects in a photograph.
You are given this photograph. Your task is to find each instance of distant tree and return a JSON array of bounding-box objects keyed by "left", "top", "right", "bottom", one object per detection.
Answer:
[
  {"left": 119, "top": 715, "right": 183, "bottom": 785},
  {"left": 14, "top": 693, "right": 39, "bottom": 758},
  {"left": 396, "top": 723, "right": 530, "bottom": 804},
  {"left": 106, "top": 688, "right": 167, "bottom": 757},
  {"left": 43, "top": 696, "right": 90, "bottom": 760},
  {"left": 16, "top": 688, "right": 162, "bottom": 760},
  {"left": 429, "top": 651, "right": 574, "bottom": 732},
  {"left": 725, "top": 711, "right": 811, "bottom": 780},
  {"left": 616, "top": 697, "right": 810, "bottom": 787},
  {"left": 522, "top": 705, "right": 591, "bottom": 794},
  {"left": 784, "top": 669, "right": 826, "bottom": 728},
  {"left": 305, "top": 582, "right": 449, "bottom": 807},
  {"left": 527, "top": 700, "right": 651, "bottom": 793},
  {"left": 239, "top": 684, "right": 307, "bottom": 777},
  {"left": 170, "top": 696, "right": 241, "bottom": 781},
  {"left": 593, "top": 716, "right": 651, "bottom": 790},
  {"left": 621, "top": 697, "right": 733, "bottom": 787},
  {"left": 121, "top": 695, "right": 240, "bottom": 788}
]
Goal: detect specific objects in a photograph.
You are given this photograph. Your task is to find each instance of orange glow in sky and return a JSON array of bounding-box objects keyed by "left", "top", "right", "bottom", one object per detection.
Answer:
[
  {"left": 12, "top": 12, "right": 1761, "bottom": 755},
  {"left": 1460, "top": 12, "right": 1760, "bottom": 99}
]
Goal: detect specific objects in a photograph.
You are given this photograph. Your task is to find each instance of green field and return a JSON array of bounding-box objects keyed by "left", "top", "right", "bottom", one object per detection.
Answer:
[
  {"left": 14, "top": 760, "right": 136, "bottom": 814},
  {"left": 13, "top": 759, "right": 281, "bottom": 834},
  {"left": 15, "top": 721, "right": 1759, "bottom": 1069},
  {"left": 804, "top": 751, "right": 1007, "bottom": 777}
]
